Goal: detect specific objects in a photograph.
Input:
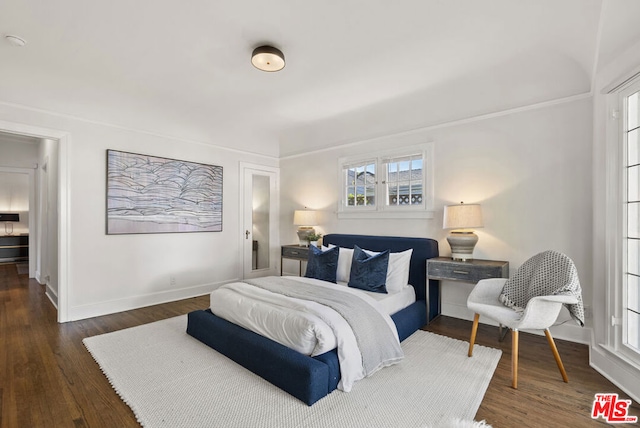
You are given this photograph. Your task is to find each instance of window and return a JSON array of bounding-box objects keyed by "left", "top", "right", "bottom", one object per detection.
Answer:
[
  {"left": 383, "top": 154, "right": 423, "bottom": 207},
  {"left": 600, "top": 71, "right": 640, "bottom": 398},
  {"left": 624, "top": 84, "right": 640, "bottom": 357},
  {"left": 606, "top": 75, "right": 640, "bottom": 368},
  {"left": 343, "top": 160, "right": 376, "bottom": 208},
  {"left": 338, "top": 144, "right": 433, "bottom": 219}
]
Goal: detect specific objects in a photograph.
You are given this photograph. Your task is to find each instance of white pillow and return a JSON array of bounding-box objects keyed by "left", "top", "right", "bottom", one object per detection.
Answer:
[
  {"left": 363, "top": 248, "right": 413, "bottom": 294},
  {"left": 336, "top": 247, "right": 354, "bottom": 283}
]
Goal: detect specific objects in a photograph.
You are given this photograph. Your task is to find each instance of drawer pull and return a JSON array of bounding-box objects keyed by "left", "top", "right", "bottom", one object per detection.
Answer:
[
  {"left": 453, "top": 270, "right": 470, "bottom": 275},
  {"left": 290, "top": 251, "right": 299, "bottom": 255}
]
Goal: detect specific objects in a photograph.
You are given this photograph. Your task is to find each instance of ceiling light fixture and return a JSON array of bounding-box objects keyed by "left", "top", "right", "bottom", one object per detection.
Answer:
[
  {"left": 5, "top": 35, "right": 27, "bottom": 47},
  {"left": 251, "top": 45, "right": 285, "bottom": 72}
]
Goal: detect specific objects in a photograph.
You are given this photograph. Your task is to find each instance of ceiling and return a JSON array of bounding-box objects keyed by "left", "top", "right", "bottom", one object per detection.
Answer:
[{"left": 1, "top": 0, "right": 640, "bottom": 158}]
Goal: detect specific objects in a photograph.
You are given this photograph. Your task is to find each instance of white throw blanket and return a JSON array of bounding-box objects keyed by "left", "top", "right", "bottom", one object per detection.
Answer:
[
  {"left": 499, "top": 250, "right": 585, "bottom": 326},
  {"left": 210, "top": 276, "right": 404, "bottom": 391}
]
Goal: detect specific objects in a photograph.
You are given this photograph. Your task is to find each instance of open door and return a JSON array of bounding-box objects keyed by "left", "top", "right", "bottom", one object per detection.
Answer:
[{"left": 240, "top": 163, "right": 279, "bottom": 279}]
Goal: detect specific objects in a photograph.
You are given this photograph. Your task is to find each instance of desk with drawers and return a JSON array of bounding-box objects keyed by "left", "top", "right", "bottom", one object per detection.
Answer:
[
  {"left": 281, "top": 245, "right": 309, "bottom": 276},
  {"left": 426, "top": 257, "right": 509, "bottom": 322}
]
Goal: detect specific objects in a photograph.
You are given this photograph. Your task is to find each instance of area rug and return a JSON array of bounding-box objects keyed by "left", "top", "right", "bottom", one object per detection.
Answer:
[{"left": 84, "top": 315, "right": 501, "bottom": 428}]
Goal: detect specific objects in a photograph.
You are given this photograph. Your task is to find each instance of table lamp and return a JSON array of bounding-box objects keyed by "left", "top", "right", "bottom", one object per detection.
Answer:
[
  {"left": 293, "top": 210, "right": 317, "bottom": 246},
  {"left": 0, "top": 213, "right": 20, "bottom": 235},
  {"left": 443, "top": 202, "right": 483, "bottom": 261}
]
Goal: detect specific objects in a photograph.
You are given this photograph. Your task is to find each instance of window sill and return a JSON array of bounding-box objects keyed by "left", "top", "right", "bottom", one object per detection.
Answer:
[{"left": 337, "top": 210, "right": 435, "bottom": 220}]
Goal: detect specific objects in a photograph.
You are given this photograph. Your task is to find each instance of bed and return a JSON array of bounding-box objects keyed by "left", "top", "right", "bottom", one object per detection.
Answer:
[{"left": 186, "top": 234, "right": 439, "bottom": 405}]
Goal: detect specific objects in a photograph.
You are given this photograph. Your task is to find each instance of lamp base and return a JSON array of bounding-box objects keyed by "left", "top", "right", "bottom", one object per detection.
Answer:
[
  {"left": 446, "top": 231, "right": 478, "bottom": 261},
  {"left": 296, "top": 226, "right": 315, "bottom": 247}
]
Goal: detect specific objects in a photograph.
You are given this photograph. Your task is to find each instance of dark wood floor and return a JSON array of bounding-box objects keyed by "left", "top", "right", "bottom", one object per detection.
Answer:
[
  {"left": 425, "top": 315, "right": 640, "bottom": 427},
  {"left": 1, "top": 263, "right": 638, "bottom": 427}
]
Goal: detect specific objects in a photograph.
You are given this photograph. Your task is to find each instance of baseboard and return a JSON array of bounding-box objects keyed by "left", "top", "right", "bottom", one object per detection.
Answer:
[
  {"left": 442, "top": 302, "right": 591, "bottom": 345},
  {"left": 45, "top": 283, "right": 58, "bottom": 309},
  {"left": 546, "top": 321, "right": 591, "bottom": 345},
  {"left": 66, "top": 279, "right": 234, "bottom": 322},
  {"left": 590, "top": 344, "right": 640, "bottom": 404}
]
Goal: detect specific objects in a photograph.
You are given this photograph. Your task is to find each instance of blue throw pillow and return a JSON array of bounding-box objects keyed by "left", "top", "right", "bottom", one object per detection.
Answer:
[
  {"left": 348, "top": 245, "right": 390, "bottom": 293},
  {"left": 304, "top": 245, "right": 339, "bottom": 283}
]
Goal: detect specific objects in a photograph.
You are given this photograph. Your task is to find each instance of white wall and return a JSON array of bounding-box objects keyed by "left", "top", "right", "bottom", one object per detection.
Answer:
[
  {"left": 280, "top": 97, "right": 593, "bottom": 343},
  {"left": 0, "top": 135, "right": 38, "bottom": 235},
  {"left": 0, "top": 172, "right": 29, "bottom": 235},
  {"left": 0, "top": 102, "right": 277, "bottom": 321},
  {"left": 0, "top": 133, "right": 39, "bottom": 166}
]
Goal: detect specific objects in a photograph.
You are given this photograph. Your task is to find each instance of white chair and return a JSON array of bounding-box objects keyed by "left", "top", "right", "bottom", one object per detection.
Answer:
[{"left": 466, "top": 251, "right": 583, "bottom": 389}]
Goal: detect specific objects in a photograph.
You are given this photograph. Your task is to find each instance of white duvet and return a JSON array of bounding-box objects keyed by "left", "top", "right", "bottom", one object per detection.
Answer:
[{"left": 209, "top": 276, "right": 411, "bottom": 391}]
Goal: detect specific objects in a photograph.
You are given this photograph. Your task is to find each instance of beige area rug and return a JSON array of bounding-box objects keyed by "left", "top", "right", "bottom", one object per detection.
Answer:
[{"left": 84, "top": 315, "right": 501, "bottom": 428}]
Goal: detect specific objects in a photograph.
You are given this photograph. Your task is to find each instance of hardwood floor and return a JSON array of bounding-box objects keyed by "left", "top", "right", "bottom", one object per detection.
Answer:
[
  {"left": 0, "top": 263, "right": 205, "bottom": 427},
  {"left": 425, "top": 316, "right": 640, "bottom": 427},
  {"left": 1, "top": 262, "right": 638, "bottom": 427}
]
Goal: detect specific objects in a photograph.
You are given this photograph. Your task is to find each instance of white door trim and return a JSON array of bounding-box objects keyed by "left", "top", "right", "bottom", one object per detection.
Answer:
[{"left": 0, "top": 119, "right": 71, "bottom": 322}]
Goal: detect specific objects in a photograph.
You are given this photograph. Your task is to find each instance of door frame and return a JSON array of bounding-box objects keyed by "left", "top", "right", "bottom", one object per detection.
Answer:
[
  {"left": 239, "top": 162, "right": 280, "bottom": 279},
  {"left": 0, "top": 119, "right": 70, "bottom": 322}
]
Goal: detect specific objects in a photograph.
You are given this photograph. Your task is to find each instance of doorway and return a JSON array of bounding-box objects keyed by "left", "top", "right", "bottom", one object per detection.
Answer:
[
  {"left": 240, "top": 163, "right": 279, "bottom": 279},
  {"left": 0, "top": 121, "right": 69, "bottom": 322},
  {"left": 0, "top": 166, "right": 34, "bottom": 276}
]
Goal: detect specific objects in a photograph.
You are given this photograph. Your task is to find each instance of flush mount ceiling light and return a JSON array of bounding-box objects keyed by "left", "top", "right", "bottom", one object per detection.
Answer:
[
  {"left": 251, "top": 45, "right": 285, "bottom": 72},
  {"left": 5, "top": 35, "right": 27, "bottom": 47}
]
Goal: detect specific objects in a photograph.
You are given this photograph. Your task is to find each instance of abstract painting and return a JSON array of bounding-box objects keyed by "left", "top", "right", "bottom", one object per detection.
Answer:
[{"left": 106, "top": 150, "right": 223, "bottom": 234}]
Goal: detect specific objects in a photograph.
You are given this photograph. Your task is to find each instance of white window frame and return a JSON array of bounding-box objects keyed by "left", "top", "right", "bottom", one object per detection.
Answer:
[
  {"left": 341, "top": 158, "right": 378, "bottom": 212},
  {"left": 605, "top": 76, "right": 640, "bottom": 369},
  {"left": 337, "top": 143, "right": 434, "bottom": 219}
]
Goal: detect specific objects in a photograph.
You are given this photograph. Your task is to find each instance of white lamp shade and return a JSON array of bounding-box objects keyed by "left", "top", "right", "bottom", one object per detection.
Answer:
[
  {"left": 293, "top": 210, "right": 317, "bottom": 226},
  {"left": 443, "top": 204, "right": 483, "bottom": 230}
]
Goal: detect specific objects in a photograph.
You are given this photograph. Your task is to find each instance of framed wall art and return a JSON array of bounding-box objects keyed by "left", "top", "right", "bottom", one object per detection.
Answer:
[{"left": 106, "top": 150, "right": 223, "bottom": 234}]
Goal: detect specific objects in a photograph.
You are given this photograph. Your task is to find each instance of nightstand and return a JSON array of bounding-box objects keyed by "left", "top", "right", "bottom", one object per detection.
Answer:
[
  {"left": 281, "top": 245, "right": 310, "bottom": 276},
  {"left": 426, "top": 257, "right": 509, "bottom": 322}
]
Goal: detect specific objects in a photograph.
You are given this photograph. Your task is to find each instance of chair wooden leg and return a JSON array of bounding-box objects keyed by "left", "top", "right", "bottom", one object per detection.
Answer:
[
  {"left": 468, "top": 313, "right": 480, "bottom": 357},
  {"left": 544, "top": 329, "right": 569, "bottom": 383},
  {"left": 511, "top": 329, "right": 519, "bottom": 389}
]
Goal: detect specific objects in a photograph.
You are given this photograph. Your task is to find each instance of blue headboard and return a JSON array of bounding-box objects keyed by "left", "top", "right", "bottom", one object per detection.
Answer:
[{"left": 322, "top": 234, "right": 439, "bottom": 317}]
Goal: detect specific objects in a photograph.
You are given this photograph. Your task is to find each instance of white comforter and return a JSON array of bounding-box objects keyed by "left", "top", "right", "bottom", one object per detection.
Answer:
[{"left": 209, "top": 276, "right": 402, "bottom": 391}]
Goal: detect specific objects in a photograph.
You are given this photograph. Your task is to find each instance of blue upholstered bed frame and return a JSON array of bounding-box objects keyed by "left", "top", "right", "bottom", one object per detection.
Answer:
[{"left": 186, "top": 234, "right": 439, "bottom": 405}]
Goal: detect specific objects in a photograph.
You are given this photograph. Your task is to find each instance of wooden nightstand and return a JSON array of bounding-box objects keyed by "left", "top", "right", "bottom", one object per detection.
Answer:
[
  {"left": 281, "top": 245, "right": 310, "bottom": 276},
  {"left": 426, "top": 257, "right": 509, "bottom": 322}
]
